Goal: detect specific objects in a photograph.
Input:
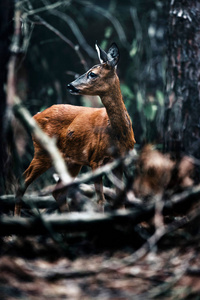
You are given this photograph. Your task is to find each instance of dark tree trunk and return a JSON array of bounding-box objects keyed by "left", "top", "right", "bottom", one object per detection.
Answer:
[
  {"left": 164, "top": 0, "right": 200, "bottom": 158},
  {"left": 0, "top": 1, "right": 13, "bottom": 194}
]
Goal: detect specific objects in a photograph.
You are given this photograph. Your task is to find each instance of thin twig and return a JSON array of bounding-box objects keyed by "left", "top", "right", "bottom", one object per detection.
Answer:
[
  {"left": 23, "top": 0, "right": 88, "bottom": 70},
  {"left": 42, "top": 0, "right": 96, "bottom": 58},
  {"left": 22, "top": 0, "right": 70, "bottom": 18},
  {"left": 31, "top": 14, "right": 88, "bottom": 71},
  {"left": 130, "top": 7, "right": 143, "bottom": 42},
  {"left": 75, "top": 0, "right": 129, "bottom": 48},
  {"left": 47, "top": 149, "right": 137, "bottom": 196}
]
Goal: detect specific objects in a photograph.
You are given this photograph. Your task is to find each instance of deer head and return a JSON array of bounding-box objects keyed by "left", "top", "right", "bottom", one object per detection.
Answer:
[{"left": 67, "top": 43, "right": 120, "bottom": 96}]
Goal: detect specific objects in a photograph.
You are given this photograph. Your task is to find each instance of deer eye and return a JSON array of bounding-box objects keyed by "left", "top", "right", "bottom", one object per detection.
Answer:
[{"left": 88, "top": 71, "right": 98, "bottom": 79}]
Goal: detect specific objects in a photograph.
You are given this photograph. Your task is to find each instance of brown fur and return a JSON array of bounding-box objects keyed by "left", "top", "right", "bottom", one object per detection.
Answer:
[
  {"left": 15, "top": 54, "right": 135, "bottom": 215},
  {"left": 133, "top": 145, "right": 194, "bottom": 198}
]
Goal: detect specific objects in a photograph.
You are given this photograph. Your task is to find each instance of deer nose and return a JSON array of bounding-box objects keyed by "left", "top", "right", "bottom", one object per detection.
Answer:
[{"left": 67, "top": 83, "right": 80, "bottom": 94}]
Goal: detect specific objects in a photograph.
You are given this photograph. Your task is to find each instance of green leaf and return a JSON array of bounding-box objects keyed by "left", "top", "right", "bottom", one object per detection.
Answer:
[
  {"left": 40, "top": 106, "right": 47, "bottom": 112},
  {"left": 121, "top": 84, "right": 134, "bottom": 100},
  {"left": 130, "top": 40, "right": 138, "bottom": 57},
  {"left": 156, "top": 90, "right": 164, "bottom": 106},
  {"left": 136, "top": 91, "right": 144, "bottom": 112},
  {"left": 47, "top": 87, "right": 54, "bottom": 96},
  {"left": 144, "top": 103, "right": 158, "bottom": 121},
  {"left": 105, "top": 26, "right": 112, "bottom": 38}
]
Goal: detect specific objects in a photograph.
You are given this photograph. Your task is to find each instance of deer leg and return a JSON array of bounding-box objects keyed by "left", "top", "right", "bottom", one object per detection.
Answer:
[
  {"left": 14, "top": 156, "right": 52, "bottom": 216},
  {"left": 15, "top": 186, "right": 26, "bottom": 217},
  {"left": 52, "top": 163, "right": 82, "bottom": 212}
]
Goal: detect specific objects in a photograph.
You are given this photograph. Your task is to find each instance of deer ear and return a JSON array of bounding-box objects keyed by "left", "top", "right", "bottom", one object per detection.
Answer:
[
  {"left": 95, "top": 43, "right": 108, "bottom": 64},
  {"left": 107, "top": 43, "right": 120, "bottom": 68}
]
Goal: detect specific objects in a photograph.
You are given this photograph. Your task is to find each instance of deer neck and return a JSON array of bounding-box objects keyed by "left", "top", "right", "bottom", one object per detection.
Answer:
[{"left": 100, "top": 76, "right": 135, "bottom": 147}]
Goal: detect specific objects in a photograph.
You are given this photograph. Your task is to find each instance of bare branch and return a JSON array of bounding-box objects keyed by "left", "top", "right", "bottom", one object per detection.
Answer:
[
  {"left": 13, "top": 97, "right": 72, "bottom": 185},
  {"left": 130, "top": 7, "right": 143, "bottom": 42},
  {"left": 99, "top": 204, "right": 199, "bottom": 273},
  {"left": 48, "top": 149, "right": 137, "bottom": 197},
  {"left": 42, "top": 0, "right": 96, "bottom": 58},
  {"left": 29, "top": 14, "right": 88, "bottom": 71},
  {"left": 0, "top": 185, "right": 115, "bottom": 209},
  {"left": 75, "top": 0, "right": 129, "bottom": 47},
  {"left": 23, "top": 0, "right": 88, "bottom": 70},
  {"left": 6, "top": 3, "right": 72, "bottom": 186},
  {"left": 1, "top": 183, "right": 200, "bottom": 236},
  {"left": 0, "top": 209, "right": 140, "bottom": 235},
  {"left": 22, "top": 1, "right": 70, "bottom": 18}
]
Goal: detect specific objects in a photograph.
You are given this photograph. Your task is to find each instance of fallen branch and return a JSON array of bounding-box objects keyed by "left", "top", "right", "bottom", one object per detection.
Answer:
[
  {"left": 25, "top": 262, "right": 96, "bottom": 280},
  {"left": 117, "top": 215, "right": 189, "bottom": 268},
  {"left": 1, "top": 182, "right": 200, "bottom": 236},
  {"left": 165, "top": 184, "right": 200, "bottom": 213},
  {"left": 0, "top": 184, "right": 115, "bottom": 210},
  {"left": 0, "top": 194, "right": 55, "bottom": 210},
  {"left": 98, "top": 202, "right": 200, "bottom": 274},
  {"left": 0, "top": 208, "right": 152, "bottom": 236}
]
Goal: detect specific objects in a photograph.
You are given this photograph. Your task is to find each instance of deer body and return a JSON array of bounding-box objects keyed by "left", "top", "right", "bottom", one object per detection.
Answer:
[{"left": 15, "top": 43, "right": 135, "bottom": 215}]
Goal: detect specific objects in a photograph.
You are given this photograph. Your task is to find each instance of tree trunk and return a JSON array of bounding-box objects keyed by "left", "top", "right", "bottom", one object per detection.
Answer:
[
  {"left": 0, "top": 0, "right": 13, "bottom": 194},
  {"left": 164, "top": 0, "right": 200, "bottom": 158}
]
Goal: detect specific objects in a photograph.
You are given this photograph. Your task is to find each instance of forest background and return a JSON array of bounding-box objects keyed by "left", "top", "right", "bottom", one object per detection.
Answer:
[{"left": 0, "top": 1, "right": 200, "bottom": 299}]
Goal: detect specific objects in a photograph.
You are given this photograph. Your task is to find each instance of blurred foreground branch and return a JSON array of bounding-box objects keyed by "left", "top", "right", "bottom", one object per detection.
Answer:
[
  {"left": 1, "top": 183, "right": 200, "bottom": 235},
  {"left": 0, "top": 209, "right": 143, "bottom": 236},
  {"left": 13, "top": 98, "right": 72, "bottom": 185},
  {"left": 6, "top": 3, "right": 72, "bottom": 186},
  {"left": 48, "top": 148, "right": 137, "bottom": 198},
  {"left": 0, "top": 184, "right": 115, "bottom": 210}
]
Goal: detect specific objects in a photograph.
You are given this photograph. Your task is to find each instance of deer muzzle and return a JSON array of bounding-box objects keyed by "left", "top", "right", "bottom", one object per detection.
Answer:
[{"left": 67, "top": 83, "right": 80, "bottom": 95}]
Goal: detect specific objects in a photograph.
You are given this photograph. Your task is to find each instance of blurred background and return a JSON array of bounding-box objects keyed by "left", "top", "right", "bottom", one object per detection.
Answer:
[
  {"left": 1, "top": 0, "right": 169, "bottom": 193},
  {"left": 17, "top": 0, "right": 168, "bottom": 142}
]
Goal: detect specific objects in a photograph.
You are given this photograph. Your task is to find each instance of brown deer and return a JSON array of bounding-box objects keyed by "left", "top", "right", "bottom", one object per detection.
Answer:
[{"left": 14, "top": 43, "right": 135, "bottom": 215}]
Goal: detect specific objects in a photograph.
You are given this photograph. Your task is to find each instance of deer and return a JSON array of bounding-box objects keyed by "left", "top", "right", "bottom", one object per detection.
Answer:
[{"left": 14, "top": 43, "right": 136, "bottom": 216}]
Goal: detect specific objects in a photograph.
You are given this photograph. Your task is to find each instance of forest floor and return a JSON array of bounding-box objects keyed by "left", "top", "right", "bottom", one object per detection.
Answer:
[{"left": 0, "top": 220, "right": 200, "bottom": 300}]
